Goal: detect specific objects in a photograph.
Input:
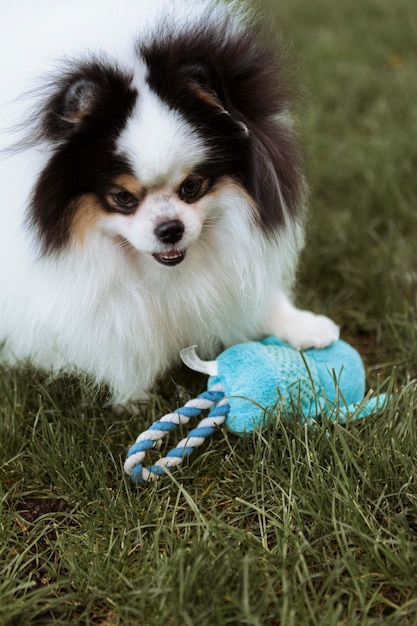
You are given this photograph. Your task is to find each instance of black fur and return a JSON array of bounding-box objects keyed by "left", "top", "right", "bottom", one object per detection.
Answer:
[
  {"left": 140, "top": 15, "right": 304, "bottom": 231},
  {"left": 29, "top": 61, "right": 137, "bottom": 254},
  {"left": 28, "top": 14, "right": 303, "bottom": 255}
]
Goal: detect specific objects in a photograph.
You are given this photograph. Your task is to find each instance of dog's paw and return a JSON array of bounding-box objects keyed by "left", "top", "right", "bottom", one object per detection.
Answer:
[{"left": 282, "top": 312, "right": 340, "bottom": 350}]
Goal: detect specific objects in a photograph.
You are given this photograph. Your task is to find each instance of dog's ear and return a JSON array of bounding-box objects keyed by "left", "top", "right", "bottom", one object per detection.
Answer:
[
  {"left": 61, "top": 78, "right": 99, "bottom": 125},
  {"left": 181, "top": 61, "right": 226, "bottom": 111},
  {"left": 38, "top": 75, "right": 102, "bottom": 140},
  {"left": 210, "top": 34, "right": 304, "bottom": 227},
  {"left": 181, "top": 60, "right": 249, "bottom": 137},
  {"left": 36, "top": 62, "right": 136, "bottom": 142}
]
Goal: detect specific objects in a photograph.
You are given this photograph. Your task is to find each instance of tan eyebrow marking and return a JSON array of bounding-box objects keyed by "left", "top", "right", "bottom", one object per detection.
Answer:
[{"left": 111, "top": 174, "right": 144, "bottom": 198}]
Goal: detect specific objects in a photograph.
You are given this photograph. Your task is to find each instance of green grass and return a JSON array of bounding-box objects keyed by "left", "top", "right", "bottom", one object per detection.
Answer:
[{"left": 2, "top": 0, "right": 417, "bottom": 623}]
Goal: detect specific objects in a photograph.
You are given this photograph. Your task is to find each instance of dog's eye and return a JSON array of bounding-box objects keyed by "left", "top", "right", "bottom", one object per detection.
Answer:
[
  {"left": 111, "top": 191, "right": 138, "bottom": 213},
  {"left": 179, "top": 175, "right": 205, "bottom": 202}
]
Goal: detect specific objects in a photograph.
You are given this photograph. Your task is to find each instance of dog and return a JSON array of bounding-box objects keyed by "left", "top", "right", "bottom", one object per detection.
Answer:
[{"left": 0, "top": 0, "right": 339, "bottom": 405}]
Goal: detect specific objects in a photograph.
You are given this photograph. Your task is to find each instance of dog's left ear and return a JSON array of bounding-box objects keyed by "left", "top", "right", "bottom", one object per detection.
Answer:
[
  {"left": 214, "top": 36, "right": 304, "bottom": 227},
  {"left": 182, "top": 60, "right": 249, "bottom": 137},
  {"left": 181, "top": 61, "right": 224, "bottom": 108}
]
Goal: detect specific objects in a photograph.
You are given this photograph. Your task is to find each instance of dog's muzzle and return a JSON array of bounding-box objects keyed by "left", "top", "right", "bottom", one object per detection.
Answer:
[{"left": 153, "top": 219, "right": 186, "bottom": 266}]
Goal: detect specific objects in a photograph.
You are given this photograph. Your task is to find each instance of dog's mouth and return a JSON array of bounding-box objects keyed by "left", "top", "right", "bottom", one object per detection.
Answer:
[{"left": 152, "top": 249, "right": 186, "bottom": 266}]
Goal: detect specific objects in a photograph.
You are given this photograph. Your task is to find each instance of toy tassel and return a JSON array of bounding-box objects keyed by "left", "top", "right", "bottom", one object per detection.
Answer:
[{"left": 124, "top": 383, "right": 228, "bottom": 484}]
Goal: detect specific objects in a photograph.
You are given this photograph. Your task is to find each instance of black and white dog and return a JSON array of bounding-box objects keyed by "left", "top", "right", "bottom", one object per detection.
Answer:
[{"left": 0, "top": 0, "right": 339, "bottom": 404}]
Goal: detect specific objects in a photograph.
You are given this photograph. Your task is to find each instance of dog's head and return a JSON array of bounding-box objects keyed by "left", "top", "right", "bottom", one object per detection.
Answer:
[{"left": 26, "top": 9, "right": 304, "bottom": 265}]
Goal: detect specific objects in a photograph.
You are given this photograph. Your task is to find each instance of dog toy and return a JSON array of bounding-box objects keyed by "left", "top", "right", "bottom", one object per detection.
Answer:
[{"left": 124, "top": 337, "right": 387, "bottom": 484}]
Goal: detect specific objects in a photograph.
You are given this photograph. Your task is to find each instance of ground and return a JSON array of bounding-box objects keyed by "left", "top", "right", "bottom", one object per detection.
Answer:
[{"left": 1, "top": 0, "right": 417, "bottom": 624}]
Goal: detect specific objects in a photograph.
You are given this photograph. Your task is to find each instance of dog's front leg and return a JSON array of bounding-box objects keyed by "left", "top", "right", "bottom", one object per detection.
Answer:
[{"left": 261, "top": 292, "right": 340, "bottom": 350}]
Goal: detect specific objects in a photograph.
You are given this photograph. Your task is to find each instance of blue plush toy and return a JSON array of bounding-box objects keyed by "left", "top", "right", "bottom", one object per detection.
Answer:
[{"left": 124, "top": 337, "right": 387, "bottom": 484}]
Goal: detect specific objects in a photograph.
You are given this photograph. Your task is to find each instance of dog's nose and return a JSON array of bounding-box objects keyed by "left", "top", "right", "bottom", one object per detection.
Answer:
[{"left": 155, "top": 219, "right": 185, "bottom": 245}]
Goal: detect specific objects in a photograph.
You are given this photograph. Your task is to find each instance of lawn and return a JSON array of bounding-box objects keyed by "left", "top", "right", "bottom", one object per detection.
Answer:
[{"left": 1, "top": 0, "right": 417, "bottom": 624}]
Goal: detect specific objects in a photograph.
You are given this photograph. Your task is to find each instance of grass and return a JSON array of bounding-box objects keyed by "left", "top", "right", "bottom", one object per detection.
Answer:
[{"left": 1, "top": 0, "right": 417, "bottom": 623}]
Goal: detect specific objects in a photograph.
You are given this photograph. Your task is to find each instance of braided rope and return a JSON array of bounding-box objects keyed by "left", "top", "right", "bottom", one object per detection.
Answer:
[{"left": 124, "top": 382, "right": 229, "bottom": 485}]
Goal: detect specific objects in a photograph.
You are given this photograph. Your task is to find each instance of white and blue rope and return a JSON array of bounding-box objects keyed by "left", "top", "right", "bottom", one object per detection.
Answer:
[{"left": 124, "top": 383, "right": 229, "bottom": 484}]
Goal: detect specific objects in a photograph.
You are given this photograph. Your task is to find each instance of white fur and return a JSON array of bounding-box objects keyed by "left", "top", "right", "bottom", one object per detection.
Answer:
[
  {"left": 0, "top": 0, "right": 339, "bottom": 404},
  {"left": 116, "top": 82, "right": 208, "bottom": 190}
]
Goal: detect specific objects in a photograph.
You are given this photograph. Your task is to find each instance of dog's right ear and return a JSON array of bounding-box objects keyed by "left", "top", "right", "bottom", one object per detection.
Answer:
[
  {"left": 15, "top": 61, "right": 136, "bottom": 151},
  {"left": 37, "top": 62, "right": 136, "bottom": 141},
  {"left": 39, "top": 74, "right": 103, "bottom": 140},
  {"left": 61, "top": 78, "right": 99, "bottom": 125}
]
